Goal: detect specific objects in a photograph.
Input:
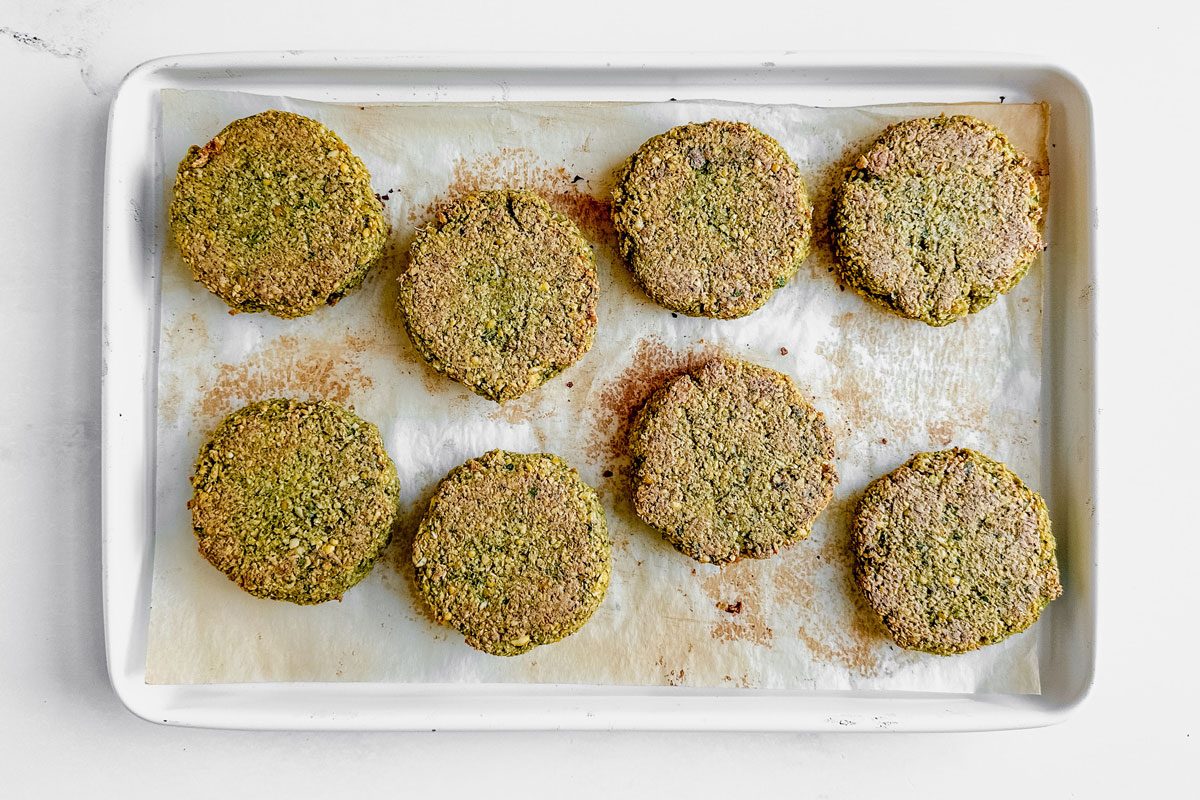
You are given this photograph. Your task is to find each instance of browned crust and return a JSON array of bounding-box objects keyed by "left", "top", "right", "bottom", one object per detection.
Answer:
[
  {"left": 628, "top": 357, "right": 837, "bottom": 564},
  {"left": 831, "top": 115, "right": 1043, "bottom": 326},
  {"left": 851, "top": 448, "right": 1061, "bottom": 654},
  {"left": 612, "top": 120, "right": 812, "bottom": 319},
  {"left": 398, "top": 190, "right": 598, "bottom": 402},
  {"left": 170, "top": 110, "right": 388, "bottom": 319}
]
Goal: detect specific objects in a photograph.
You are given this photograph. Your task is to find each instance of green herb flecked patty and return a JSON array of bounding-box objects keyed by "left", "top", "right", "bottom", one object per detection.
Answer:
[
  {"left": 629, "top": 357, "right": 837, "bottom": 564},
  {"left": 170, "top": 110, "right": 389, "bottom": 318},
  {"left": 189, "top": 398, "right": 400, "bottom": 604},
  {"left": 413, "top": 450, "right": 611, "bottom": 656},
  {"left": 611, "top": 120, "right": 812, "bottom": 319},
  {"left": 852, "top": 448, "right": 1061, "bottom": 655},
  {"left": 398, "top": 190, "right": 598, "bottom": 403},
  {"left": 831, "top": 115, "right": 1043, "bottom": 327}
]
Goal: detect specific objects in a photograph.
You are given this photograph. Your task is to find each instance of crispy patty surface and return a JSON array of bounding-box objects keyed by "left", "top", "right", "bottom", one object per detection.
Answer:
[
  {"left": 831, "top": 115, "right": 1043, "bottom": 326},
  {"left": 628, "top": 357, "right": 837, "bottom": 564},
  {"left": 413, "top": 450, "right": 612, "bottom": 656},
  {"left": 170, "top": 110, "right": 388, "bottom": 318},
  {"left": 399, "top": 190, "right": 598, "bottom": 402},
  {"left": 852, "top": 448, "right": 1061, "bottom": 655},
  {"left": 189, "top": 398, "right": 400, "bottom": 604},
  {"left": 612, "top": 120, "right": 812, "bottom": 319}
]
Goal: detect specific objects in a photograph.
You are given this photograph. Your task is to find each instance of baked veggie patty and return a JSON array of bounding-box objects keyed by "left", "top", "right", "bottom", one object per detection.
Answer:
[
  {"left": 831, "top": 115, "right": 1043, "bottom": 326},
  {"left": 852, "top": 448, "right": 1061, "bottom": 654},
  {"left": 612, "top": 120, "right": 812, "bottom": 319},
  {"left": 628, "top": 356, "right": 837, "bottom": 564},
  {"left": 170, "top": 110, "right": 388, "bottom": 318},
  {"left": 189, "top": 398, "right": 400, "bottom": 604},
  {"left": 413, "top": 450, "right": 611, "bottom": 656},
  {"left": 398, "top": 190, "right": 598, "bottom": 402}
]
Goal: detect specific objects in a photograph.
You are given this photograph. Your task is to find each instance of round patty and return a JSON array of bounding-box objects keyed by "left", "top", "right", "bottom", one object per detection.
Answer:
[
  {"left": 170, "top": 110, "right": 389, "bottom": 318},
  {"left": 398, "top": 190, "right": 598, "bottom": 403},
  {"left": 413, "top": 450, "right": 611, "bottom": 656},
  {"left": 852, "top": 448, "right": 1061, "bottom": 655},
  {"left": 189, "top": 398, "right": 400, "bottom": 604},
  {"left": 628, "top": 357, "right": 837, "bottom": 564},
  {"left": 611, "top": 120, "right": 812, "bottom": 319},
  {"left": 831, "top": 115, "right": 1043, "bottom": 327}
]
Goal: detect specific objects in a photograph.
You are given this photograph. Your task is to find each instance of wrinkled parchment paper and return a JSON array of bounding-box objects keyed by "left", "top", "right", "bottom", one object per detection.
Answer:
[{"left": 146, "top": 90, "right": 1049, "bottom": 692}]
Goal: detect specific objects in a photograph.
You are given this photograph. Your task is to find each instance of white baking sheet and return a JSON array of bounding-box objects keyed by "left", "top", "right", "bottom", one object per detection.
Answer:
[{"left": 146, "top": 90, "right": 1049, "bottom": 692}]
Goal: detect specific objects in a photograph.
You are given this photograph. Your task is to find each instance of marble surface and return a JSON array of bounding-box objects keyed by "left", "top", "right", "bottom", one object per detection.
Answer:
[{"left": 0, "top": 0, "right": 1195, "bottom": 796}]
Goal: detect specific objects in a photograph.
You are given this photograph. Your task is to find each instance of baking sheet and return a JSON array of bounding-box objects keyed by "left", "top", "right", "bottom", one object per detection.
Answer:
[{"left": 146, "top": 90, "right": 1049, "bottom": 692}]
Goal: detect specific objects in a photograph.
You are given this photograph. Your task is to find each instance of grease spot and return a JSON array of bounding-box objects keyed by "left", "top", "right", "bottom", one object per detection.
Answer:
[
  {"left": 585, "top": 337, "right": 720, "bottom": 480},
  {"left": 701, "top": 562, "right": 774, "bottom": 647},
  {"left": 927, "top": 420, "right": 955, "bottom": 447},
  {"left": 772, "top": 498, "right": 889, "bottom": 674},
  {"left": 159, "top": 313, "right": 213, "bottom": 425},
  {"left": 198, "top": 334, "right": 374, "bottom": 424},
  {"left": 654, "top": 655, "right": 688, "bottom": 687},
  {"left": 411, "top": 148, "right": 616, "bottom": 249}
]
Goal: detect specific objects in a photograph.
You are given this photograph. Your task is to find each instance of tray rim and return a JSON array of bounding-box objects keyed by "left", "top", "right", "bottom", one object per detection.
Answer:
[{"left": 102, "top": 50, "right": 1098, "bottom": 732}]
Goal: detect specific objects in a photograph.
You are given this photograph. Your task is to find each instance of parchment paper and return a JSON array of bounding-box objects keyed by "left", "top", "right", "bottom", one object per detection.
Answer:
[{"left": 147, "top": 90, "right": 1050, "bottom": 692}]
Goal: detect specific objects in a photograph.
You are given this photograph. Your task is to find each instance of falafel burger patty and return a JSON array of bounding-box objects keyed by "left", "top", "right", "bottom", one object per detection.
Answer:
[
  {"left": 189, "top": 398, "right": 400, "bottom": 604},
  {"left": 628, "top": 357, "right": 837, "bottom": 564},
  {"left": 831, "top": 115, "right": 1043, "bottom": 327},
  {"left": 852, "top": 448, "right": 1061, "bottom": 655},
  {"left": 611, "top": 120, "right": 812, "bottom": 319},
  {"left": 169, "top": 110, "right": 389, "bottom": 318},
  {"left": 413, "top": 450, "right": 612, "bottom": 656},
  {"left": 398, "top": 190, "right": 599, "bottom": 403}
]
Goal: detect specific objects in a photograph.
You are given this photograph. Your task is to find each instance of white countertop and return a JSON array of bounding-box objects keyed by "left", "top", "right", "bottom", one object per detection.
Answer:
[{"left": 1, "top": 0, "right": 1195, "bottom": 795}]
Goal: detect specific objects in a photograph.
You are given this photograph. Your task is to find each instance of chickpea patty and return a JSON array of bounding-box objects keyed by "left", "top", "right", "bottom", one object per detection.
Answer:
[
  {"left": 831, "top": 115, "right": 1043, "bottom": 326},
  {"left": 413, "top": 450, "right": 611, "bottom": 656},
  {"left": 398, "top": 190, "right": 598, "bottom": 402},
  {"left": 189, "top": 398, "right": 400, "bottom": 604},
  {"left": 612, "top": 120, "right": 812, "bottom": 319},
  {"left": 170, "top": 110, "right": 389, "bottom": 318},
  {"left": 852, "top": 448, "right": 1061, "bottom": 655},
  {"left": 628, "top": 357, "right": 837, "bottom": 564}
]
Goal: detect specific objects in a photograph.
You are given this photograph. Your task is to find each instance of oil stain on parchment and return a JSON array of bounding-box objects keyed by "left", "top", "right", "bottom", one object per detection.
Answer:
[
  {"left": 692, "top": 497, "right": 890, "bottom": 674},
  {"left": 772, "top": 498, "right": 890, "bottom": 675},
  {"left": 409, "top": 147, "right": 617, "bottom": 250},
  {"left": 585, "top": 336, "right": 720, "bottom": 484},
  {"left": 196, "top": 334, "right": 374, "bottom": 425},
  {"left": 701, "top": 562, "right": 775, "bottom": 647},
  {"left": 816, "top": 308, "right": 1000, "bottom": 448},
  {"left": 159, "top": 312, "right": 211, "bottom": 426},
  {"left": 655, "top": 655, "right": 690, "bottom": 687}
]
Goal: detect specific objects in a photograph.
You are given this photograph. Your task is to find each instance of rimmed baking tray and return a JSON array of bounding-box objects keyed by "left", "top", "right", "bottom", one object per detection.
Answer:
[{"left": 102, "top": 52, "right": 1097, "bottom": 731}]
